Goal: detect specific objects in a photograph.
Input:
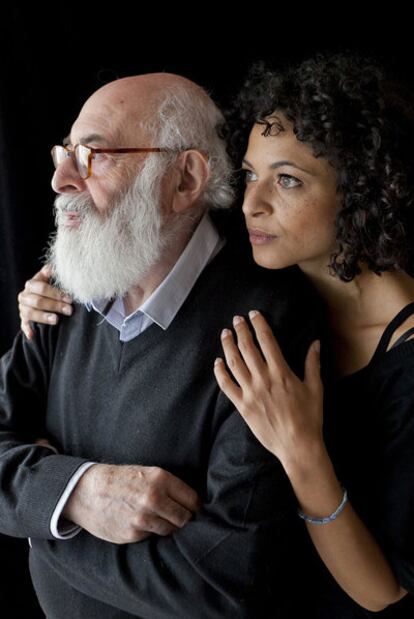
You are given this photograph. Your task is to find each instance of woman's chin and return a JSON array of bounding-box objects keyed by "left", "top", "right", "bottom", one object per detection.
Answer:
[{"left": 251, "top": 248, "right": 294, "bottom": 270}]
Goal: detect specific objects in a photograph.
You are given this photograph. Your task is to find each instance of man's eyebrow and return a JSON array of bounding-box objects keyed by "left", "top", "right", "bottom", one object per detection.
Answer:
[
  {"left": 242, "top": 158, "right": 314, "bottom": 175},
  {"left": 62, "top": 133, "right": 108, "bottom": 146}
]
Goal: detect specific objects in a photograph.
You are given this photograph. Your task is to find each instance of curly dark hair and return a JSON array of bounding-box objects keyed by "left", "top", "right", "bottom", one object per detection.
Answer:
[{"left": 222, "top": 51, "right": 414, "bottom": 281}]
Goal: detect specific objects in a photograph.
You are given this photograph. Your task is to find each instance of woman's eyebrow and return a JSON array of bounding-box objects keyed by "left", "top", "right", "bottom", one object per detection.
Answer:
[{"left": 242, "top": 157, "right": 314, "bottom": 175}]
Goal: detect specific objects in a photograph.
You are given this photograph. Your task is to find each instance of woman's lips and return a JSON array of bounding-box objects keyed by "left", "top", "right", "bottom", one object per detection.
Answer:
[{"left": 248, "top": 229, "right": 278, "bottom": 245}]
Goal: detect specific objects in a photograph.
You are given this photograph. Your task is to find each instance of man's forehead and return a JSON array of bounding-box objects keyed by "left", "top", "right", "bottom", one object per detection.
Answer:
[
  {"left": 65, "top": 73, "right": 192, "bottom": 146},
  {"left": 68, "top": 105, "right": 138, "bottom": 146}
]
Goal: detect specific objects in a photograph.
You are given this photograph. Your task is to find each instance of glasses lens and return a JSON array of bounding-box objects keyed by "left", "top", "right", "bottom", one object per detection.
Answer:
[
  {"left": 75, "top": 144, "right": 91, "bottom": 179},
  {"left": 51, "top": 145, "right": 67, "bottom": 168}
]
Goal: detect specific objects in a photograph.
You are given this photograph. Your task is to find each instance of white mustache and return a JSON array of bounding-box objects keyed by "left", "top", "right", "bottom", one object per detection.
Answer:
[{"left": 54, "top": 194, "right": 93, "bottom": 215}]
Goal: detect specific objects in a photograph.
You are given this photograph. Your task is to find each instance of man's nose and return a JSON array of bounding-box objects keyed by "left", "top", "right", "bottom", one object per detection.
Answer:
[{"left": 51, "top": 156, "right": 87, "bottom": 194}]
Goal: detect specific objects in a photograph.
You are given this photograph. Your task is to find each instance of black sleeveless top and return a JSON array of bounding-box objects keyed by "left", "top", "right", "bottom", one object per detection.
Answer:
[{"left": 303, "top": 302, "right": 414, "bottom": 618}]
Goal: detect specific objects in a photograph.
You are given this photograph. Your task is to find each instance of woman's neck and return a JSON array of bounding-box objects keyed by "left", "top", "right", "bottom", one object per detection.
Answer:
[{"left": 299, "top": 259, "right": 414, "bottom": 335}]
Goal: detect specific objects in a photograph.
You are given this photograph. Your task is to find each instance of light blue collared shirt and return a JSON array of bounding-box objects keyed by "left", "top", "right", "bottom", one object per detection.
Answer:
[{"left": 85, "top": 212, "right": 226, "bottom": 342}]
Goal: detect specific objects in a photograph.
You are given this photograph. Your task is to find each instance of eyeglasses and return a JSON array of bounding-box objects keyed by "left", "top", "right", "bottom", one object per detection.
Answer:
[{"left": 51, "top": 144, "right": 172, "bottom": 180}]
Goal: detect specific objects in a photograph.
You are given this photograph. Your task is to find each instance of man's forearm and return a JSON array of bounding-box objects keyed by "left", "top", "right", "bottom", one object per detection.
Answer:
[
  {"left": 32, "top": 492, "right": 280, "bottom": 619},
  {"left": 0, "top": 437, "right": 89, "bottom": 539},
  {"left": 30, "top": 411, "right": 293, "bottom": 619}
]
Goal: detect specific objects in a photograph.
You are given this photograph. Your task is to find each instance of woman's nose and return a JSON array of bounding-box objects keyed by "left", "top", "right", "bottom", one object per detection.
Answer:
[{"left": 242, "top": 185, "right": 273, "bottom": 218}]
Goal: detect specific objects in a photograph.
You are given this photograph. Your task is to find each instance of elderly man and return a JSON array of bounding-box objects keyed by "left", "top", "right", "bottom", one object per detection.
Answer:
[{"left": 1, "top": 73, "right": 318, "bottom": 618}]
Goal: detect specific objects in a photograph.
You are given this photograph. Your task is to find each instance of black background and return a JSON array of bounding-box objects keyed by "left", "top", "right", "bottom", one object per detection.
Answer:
[{"left": 0, "top": 5, "right": 412, "bottom": 616}]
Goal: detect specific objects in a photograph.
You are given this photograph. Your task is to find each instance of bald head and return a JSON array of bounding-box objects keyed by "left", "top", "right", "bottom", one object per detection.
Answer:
[
  {"left": 70, "top": 73, "right": 213, "bottom": 147},
  {"left": 85, "top": 73, "right": 209, "bottom": 112}
]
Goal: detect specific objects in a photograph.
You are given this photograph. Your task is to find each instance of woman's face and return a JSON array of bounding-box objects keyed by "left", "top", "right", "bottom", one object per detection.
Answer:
[{"left": 242, "top": 112, "right": 342, "bottom": 273}]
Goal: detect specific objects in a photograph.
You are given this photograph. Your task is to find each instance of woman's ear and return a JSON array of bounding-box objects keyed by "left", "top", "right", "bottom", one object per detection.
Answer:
[{"left": 171, "top": 150, "right": 210, "bottom": 214}]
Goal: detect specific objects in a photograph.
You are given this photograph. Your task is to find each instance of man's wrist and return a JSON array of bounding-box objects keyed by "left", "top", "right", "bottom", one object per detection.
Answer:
[
  {"left": 51, "top": 461, "right": 97, "bottom": 538},
  {"left": 62, "top": 462, "right": 99, "bottom": 526}
]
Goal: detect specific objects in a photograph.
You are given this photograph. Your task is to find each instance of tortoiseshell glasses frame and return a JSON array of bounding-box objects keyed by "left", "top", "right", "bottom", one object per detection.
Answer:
[{"left": 51, "top": 143, "right": 173, "bottom": 179}]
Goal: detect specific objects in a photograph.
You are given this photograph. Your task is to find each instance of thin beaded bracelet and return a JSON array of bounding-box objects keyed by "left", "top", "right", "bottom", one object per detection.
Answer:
[{"left": 297, "top": 486, "right": 348, "bottom": 525}]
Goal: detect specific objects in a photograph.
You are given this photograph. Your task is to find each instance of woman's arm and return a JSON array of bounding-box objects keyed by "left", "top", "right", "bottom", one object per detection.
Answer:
[
  {"left": 285, "top": 444, "right": 407, "bottom": 611},
  {"left": 18, "top": 264, "right": 73, "bottom": 339},
  {"left": 213, "top": 310, "right": 407, "bottom": 612}
]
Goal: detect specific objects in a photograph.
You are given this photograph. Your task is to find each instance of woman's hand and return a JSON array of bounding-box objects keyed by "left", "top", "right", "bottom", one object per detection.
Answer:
[
  {"left": 18, "top": 264, "right": 73, "bottom": 340},
  {"left": 214, "top": 311, "right": 410, "bottom": 610},
  {"left": 213, "top": 310, "right": 323, "bottom": 469},
  {"left": 35, "top": 437, "right": 59, "bottom": 454}
]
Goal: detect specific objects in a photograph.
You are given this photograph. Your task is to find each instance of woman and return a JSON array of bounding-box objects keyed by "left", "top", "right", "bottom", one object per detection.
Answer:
[
  {"left": 212, "top": 52, "right": 414, "bottom": 616},
  {"left": 18, "top": 52, "right": 414, "bottom": 616}
]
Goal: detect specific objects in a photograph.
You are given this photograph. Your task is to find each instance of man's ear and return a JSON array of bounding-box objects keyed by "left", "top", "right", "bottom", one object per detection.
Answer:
[{"left": 171, "top": 150, "right": 210, "bottom": 214}]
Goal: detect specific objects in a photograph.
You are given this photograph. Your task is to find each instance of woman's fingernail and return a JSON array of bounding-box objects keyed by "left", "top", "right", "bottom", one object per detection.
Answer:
[
  {"left": 221, "top": 328, "right": 232, "bottom": 339},
  {"left": 214, "top": 357, "right": 223, "bottom": 366},
  {"left": 233, "top": 315, "right": 243, "bottom": 326},
  {"left": 62, "top": 305, "right": 73, "bottom": 315},
  {"left": 314, "top": 340, "right": 320, "bottom": 353},
  {"left": 249, "top": 310, "right": 259, "bottom": 320},
  {"left": 62, "top": 294, "right": 72, "bottom": 303},
  {"left": 47, "top": 314, "right": 57, "bottom": 324}
]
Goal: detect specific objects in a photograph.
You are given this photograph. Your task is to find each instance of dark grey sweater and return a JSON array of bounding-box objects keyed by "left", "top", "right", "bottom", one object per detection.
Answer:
[{"left": 0, "top": 242, "right": 319, "bottom": 618}]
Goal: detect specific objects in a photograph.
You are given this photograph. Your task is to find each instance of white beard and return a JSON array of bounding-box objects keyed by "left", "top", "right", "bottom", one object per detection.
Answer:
[{"left": 46, "top": 155, "right": 186, "bottom": 304}]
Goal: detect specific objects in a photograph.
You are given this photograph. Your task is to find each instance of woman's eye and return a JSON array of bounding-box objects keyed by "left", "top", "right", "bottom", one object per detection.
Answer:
[
  {"left": 277, "top": 174, "right": 302, "bottom": 189},
  {"left": 241, "top": 169, "right": 301, "bottom": 189},
  {"left": 241, "top": 169, "right": 257, "bottom": 183}
]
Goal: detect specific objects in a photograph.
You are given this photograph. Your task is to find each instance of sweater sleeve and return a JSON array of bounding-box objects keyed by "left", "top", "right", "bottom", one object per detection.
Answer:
[
  {"left": 0, "top": 326, "right": 91, "bottom": 539},
  {"left": 31, "top": 397, "right": 297, "bottom": 618}
]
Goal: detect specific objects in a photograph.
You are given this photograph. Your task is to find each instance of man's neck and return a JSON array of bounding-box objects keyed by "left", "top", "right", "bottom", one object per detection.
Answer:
[{"left": 122, "top": 226, "right": 195, "bottom": 316}]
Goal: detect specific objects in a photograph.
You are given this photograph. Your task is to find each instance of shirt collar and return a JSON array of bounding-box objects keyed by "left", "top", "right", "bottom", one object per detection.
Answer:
[{"left": 85, "top": 211, "right": 225, "bottom": 330}]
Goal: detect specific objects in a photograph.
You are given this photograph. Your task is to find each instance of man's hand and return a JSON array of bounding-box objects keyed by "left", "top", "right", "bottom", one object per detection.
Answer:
[
  {"left": 18, "top": 264, "right": 73, "bottom": 340},
  {"left": 63, "top": 464, "right": 201, "bottom": 544}
]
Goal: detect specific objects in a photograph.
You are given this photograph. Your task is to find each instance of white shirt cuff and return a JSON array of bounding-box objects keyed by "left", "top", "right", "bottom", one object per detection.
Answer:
[{"left": 50, "top": 461, "right": 97, "bottom": 539}]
